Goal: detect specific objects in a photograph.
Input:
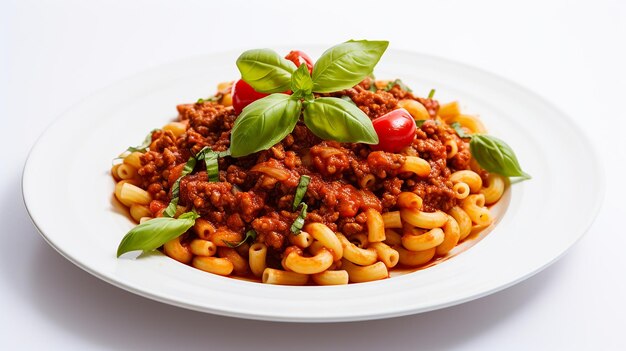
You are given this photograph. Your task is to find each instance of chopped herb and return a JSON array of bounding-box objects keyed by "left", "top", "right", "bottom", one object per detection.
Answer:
[
  {"left": 123, "top": 129, "right": 158, "bottom": 154},
  {"left": 415, "top": 120, "right": 427, "bottom": 128},
  {"left": 196, "top": 147, "right": 230, "bottom": 182},
  {"left": 451, "top": 122, "right": 471, "bottom": 139},
  {"left": 428, "top": 89, "right": 436, "bottom": 99},
  {"left": 292, "top": 175, "right": 311, "bottom": 210},
  {"left": 224, "top": 229, "right": 257, "bottom": 248},
  {"left": 384, "top": 79, "right": 413, "bottom": 92},
  {"left": 163, "top": 154, "right": 197, "bottom": 217},
  {"left": 197, "top": 95, "right": 221, "bottom": 104},
  {"left": 290, "top": 203, "right": 308, "bottom": 234}
]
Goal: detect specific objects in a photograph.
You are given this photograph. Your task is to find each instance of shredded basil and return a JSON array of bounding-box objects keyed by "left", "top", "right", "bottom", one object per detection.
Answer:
[
  {"left": 292, "top": 175, "right": 311, "bottom": 210},
  {"left": 197, "top": 95, "right": 221, "bottom": 104},
  {"left": 290, "top": 203, "right": 308, "bottom": 235},
  {"left": 451, "top": 122, "right": 472, "bottom": 139},
  {"left": 196, "top": 147, "right": 230, "bottom": 182},
  {"left": 224, "top": 229, "right": 257, "bottom": 248},
  {"left": 384, "top": 79, "right": 413, "bottom": 92},
  {"left": 163, "top": 154, "right": 197, "bottom": 217},
  {"left": 125, "top": 129, "right": 157, "bottom": 153}
]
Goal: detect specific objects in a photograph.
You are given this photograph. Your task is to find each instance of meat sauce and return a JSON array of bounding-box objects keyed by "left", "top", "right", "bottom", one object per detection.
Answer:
[{"left": 137, "top": 79, "right": 472, "bottom": 258}]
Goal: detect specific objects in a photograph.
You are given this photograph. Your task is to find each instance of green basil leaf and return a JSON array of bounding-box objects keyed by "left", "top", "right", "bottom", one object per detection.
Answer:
[
  {"left": 292, "top": 175, "right": 311, "bottom": 210},
  {"left": 223, "top": 229, "right": 257, "bottom": 248},
  {"left": 290, "top": 203, "right": 308, "bottom": 235},
  {"left": 291, "top": 63, "right": 313, "bottom": 96},
  {"left": 303, "top": 97, "right": 378, "bottom": 144},
  {"left": 126, "top": 129, "right": 157, "bottom": 153},
  {"left": 164, "top": 155, "right": 197, "bottom": 217},
  {"left": 470, "top": 134, "right": 531, "bottom": 179},
  {"left": 312, "top": 40, "right": 389, "bottom": 93},
  {"left": 415, "top": 120, "right": 426, "bottom": 128},
  {"left": 236, "top": 49, "right": 297, "bottom": 93},
  {"left": 384, "top": 79, "right": 413, "bottom": 93},
  {"left": 117, "top": 211, "right": 200, "bottom": 257},
  {"left": 230, "top": 94, "right": 302, "bottom": 157}
]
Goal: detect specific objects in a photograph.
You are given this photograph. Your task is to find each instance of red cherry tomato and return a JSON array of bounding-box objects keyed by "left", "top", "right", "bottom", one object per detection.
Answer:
[
  {"left": 285, "top": 50, "right": 314, "bottom": 73},
  {"left": 372, "top": 109, "right": 416, "bottom": 152},
  {"left": 231, "top": 79, "right": 269, "bottom": 114}
]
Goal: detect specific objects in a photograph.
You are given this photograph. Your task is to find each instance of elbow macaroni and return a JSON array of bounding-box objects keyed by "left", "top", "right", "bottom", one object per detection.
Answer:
[{"left": 112, "top": 92, "right": 507, "bottom": 285}]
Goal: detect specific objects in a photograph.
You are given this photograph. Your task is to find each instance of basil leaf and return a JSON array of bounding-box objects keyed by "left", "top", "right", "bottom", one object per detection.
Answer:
[
  {"left": 164, "top": 155, "right": 197, "bottom": 217},
  {"left": 230, "top": 94, "right": 302, "bottom": 157},
  {"left": 303, "top": 97, "right": 378, "bottom": 144},
  {"left": 291, "top": 63, "right": 313, "bottom": 96},
  {"left": 290, "top": 203, "right": 308, "bottom": 235},
  {"left": 340, "top": 95, "right": 356, "bottom": 105},
  {"left": 126, "top": 129, "right": 157, "bottom": 153},
  {"left": 384, "top": 79, "right": 413, "bottom": 93},
  {"left": 470, "top": 134, "right": 531, "bottom": 179},
  {"left": 117, "top": 211, "right": 200, "bottom": 257},
  {"left": 223, "top": 229, "right": 257, "bottom": 248},
  {"left": 428, "top": 89, "right": 436, "bottom": 99},
  {"left": 236, "top": 49, "right": 297, "bottom": 93},
  {"left": 312, "top": 40, "right": 389, "bottom": 93},
  {"left": 292, "top": 175, "right": 311, "bottom": 210},
  {"left": 451, "top": 122, "right": 472, "bottom": 139},
  {"left": 415, "top": 120, "right": 426, "bottom": 128}
]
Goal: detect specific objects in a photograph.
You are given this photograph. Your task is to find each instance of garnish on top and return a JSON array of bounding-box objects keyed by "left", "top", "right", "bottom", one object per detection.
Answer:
[{"left": 230, "top": 40, "right": 388, "bottom": 157}]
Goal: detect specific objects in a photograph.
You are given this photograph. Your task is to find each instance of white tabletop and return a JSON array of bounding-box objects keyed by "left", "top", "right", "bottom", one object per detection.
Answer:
[{"left": 2, "top": 0, "right": 624, "bottom": 350}]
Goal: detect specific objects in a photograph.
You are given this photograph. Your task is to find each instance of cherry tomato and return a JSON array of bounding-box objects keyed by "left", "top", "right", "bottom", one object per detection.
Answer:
[
  {"left": 231, "top": 79, "right": 269, "bottom": 114},
  {"left": 372, "top": 109, "right": 416, "bottom": 152},
  {"left": 285, "top": 50, "right": 314, "bottom": 73}
]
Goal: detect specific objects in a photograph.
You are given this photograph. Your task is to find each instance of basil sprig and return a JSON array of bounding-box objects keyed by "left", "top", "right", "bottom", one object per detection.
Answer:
[
  {"left": 451, "top": 122, "right": 530, "bottom": 179},
  {"left": 231, "top": 40, "right": 388, "bottom": 158},
  {"left": 117, "top": 211, "right": 200, "bottom": 257}
]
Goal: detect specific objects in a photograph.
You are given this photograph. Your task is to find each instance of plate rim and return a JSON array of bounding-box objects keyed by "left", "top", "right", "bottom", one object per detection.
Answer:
[{"left": 21, "top": 47, "right": 606, "bottom": 322}]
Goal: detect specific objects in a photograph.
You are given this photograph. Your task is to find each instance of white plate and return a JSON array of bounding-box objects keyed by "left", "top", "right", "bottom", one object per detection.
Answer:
[{"left": 22, "top": 48, "right": 604, "bottom": 322}]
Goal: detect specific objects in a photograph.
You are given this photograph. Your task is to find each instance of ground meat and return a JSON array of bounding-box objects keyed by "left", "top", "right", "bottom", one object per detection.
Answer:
[{"left": 133, "top": 78, "right": 473, "bottom": 256}]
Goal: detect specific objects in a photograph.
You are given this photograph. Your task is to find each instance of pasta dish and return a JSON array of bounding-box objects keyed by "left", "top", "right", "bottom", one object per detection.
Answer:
[{"left": 111, "top": 40, "right": 529, "bottom": 285}]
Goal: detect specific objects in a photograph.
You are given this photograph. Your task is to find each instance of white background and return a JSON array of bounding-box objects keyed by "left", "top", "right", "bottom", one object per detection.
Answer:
[{"left": 2, "top": 0, "right": 625, "bottom": 350}]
